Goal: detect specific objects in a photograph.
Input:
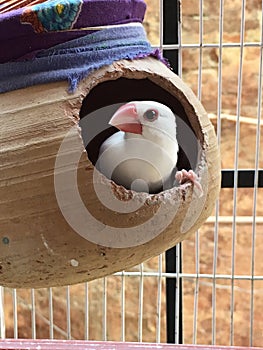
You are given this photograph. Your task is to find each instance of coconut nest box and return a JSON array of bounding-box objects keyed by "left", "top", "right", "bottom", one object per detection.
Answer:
[{"left": 0, "top": 57, "right": 221, "bottom": 288}]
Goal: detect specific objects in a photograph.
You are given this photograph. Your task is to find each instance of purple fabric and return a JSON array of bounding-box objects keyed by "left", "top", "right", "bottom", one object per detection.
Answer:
[
  {"left": 0, "top": 0, "right": 171, "bottom": 95},
  {"left": 0, "top": 0, "right": 146, "bottom": 63},
  {"left": 0, "top": 24, "right": 167, "bottom": 94}
]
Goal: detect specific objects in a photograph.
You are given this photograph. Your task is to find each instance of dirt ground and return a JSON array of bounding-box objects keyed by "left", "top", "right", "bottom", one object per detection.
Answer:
[{"left": 2, "top": 0, "right": 263, "bottom": 347}]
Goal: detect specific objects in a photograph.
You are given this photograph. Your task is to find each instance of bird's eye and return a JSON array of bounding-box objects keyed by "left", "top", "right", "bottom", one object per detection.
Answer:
[{"left": 143, "top": 109, "right": 158, "bottom": 121}]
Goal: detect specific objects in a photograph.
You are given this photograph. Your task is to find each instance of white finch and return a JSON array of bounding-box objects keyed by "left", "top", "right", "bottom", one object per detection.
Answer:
[{"left": 97, "top": 101, "right": 202, "bottom": 195}]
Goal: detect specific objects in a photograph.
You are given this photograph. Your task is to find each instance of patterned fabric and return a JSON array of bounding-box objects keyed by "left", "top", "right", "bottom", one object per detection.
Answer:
[
  {"left": 20, "top": 0, "right": 83, "bottom": 33},
  {"left": 0, "top": 0, "right": 146, "bottom": 63},
  {"left": 0, "top": 0, "right": 168, "bottom": 94}
]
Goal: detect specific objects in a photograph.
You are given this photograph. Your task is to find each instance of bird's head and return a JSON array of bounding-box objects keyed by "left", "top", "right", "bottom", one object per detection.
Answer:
[{"left": 109, "top": 101, "right": 177, "bottom": 142}]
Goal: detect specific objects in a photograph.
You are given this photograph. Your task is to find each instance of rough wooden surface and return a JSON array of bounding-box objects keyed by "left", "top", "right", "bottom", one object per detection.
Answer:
[{"left": 0, "top": 57, "right": 221, "bottom": 288}]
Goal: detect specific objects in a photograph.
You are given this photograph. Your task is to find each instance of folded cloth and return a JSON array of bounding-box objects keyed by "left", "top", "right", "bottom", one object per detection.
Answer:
[
  {"left": 0, "top": 24, "right": 165, "bottom": 94},
  {"left": 0, "top": 0, "right": 146, "bottom": 63}
]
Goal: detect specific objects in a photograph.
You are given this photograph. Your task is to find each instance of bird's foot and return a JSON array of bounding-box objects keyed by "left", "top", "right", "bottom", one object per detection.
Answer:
[{"left": 175, "top": 169, "right": 203, "bottom": 198}]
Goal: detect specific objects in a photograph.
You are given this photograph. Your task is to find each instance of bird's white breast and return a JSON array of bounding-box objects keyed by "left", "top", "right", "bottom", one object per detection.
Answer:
[{"left": 97, "top": 131, "right": 178, "bottom": 193}]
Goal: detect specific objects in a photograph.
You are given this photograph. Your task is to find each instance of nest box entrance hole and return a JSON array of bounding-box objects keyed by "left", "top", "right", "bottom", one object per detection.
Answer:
[{"left": 79, "top": 77, "right": 202, "bottom": 193}]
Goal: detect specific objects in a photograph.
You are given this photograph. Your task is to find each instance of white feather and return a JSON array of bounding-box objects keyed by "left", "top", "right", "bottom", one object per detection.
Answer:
[{"left": 97, "top": 101, "right": 179, "bottom": 193}]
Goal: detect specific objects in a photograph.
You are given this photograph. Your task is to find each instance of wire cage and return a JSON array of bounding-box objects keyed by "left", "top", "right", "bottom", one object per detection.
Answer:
[{"left": 0, "top": 0, "right": 263, "bottom": 348}]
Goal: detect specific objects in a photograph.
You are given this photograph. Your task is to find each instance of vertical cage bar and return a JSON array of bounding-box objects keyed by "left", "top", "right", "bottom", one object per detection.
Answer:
[
  {"left": 174, "top": 244, "right": 181, "bottom": 344},
  {"left": 84, "top": 283, "right": 89, "bottom": 340},
  {"left": 156, "top": 254, "right": 162, "bottom": 343},
  {"left": 12, "top": 289, "right": 18, "bottom": 339},
  {"left": 159, "top": 0, "right": 163, "bottom": 51},
  {"left": 163, "top": 0, "right": 181, "bottom": 344},
  {"left": 197, "top": 0, "right": 203, "bottom": 99},
  {"left": 102, "top": 277, "right": 107, "bottom": 341},
  {"left": 121, "top": 272, "right": 125, "bottom": 342},
  {"left": 230, "top": 0, "right": 246, "bottom": 345},
  {"left": 212, "top": 204, "right": 219, "bottom": 346},
  {"left": 217, "top": 0, "right": 224, "bottom": 144},
  {"left": 250, "top": 1, "right": 263, "bottom": 345},
  {"left": 212, "top": 0, "right": 225, "bottom": 345},
  {"left": 192, "top": 1, "right": 203, "bottom": 342},
  {"left": 177, "top": 0, "right": 182, "bottom": 78},
  {"left": 138, "top": 263, "right": 144, "bottom": 342},
  {"left": 192, "top": 232, "right": 200, "bottom": 344},
  {"left": 31, "top": 289, "right": 36, "bottom": 339},
  {"left": 0, "top": 287, "right": 5, "bottom": 339},
  {"left": 48, "top": 288, "right": 54, "bottom": 340},
  {"left": 66, "top": 286, "right": 71, "bottom": 340},
  {"left": 163, "top": 0, "right": 179, "bottom": 68}
]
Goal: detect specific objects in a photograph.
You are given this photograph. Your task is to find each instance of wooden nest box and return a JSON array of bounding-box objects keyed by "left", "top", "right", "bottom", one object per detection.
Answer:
[{"left": 0, "top": 0, "right": 221, "bottom": 288}]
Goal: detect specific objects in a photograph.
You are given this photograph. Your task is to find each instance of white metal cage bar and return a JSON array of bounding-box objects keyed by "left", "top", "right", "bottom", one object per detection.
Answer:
[
  {"left": 250, "top": 0, "right": 263, "bottom": 346},
  {"left": 48, "top": 288, "right": 53, "bottom": 340}
]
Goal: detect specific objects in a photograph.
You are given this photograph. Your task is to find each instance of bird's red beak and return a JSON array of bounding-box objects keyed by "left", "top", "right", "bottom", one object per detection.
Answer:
[{"left": 109, "top": 103, "right": 142, "bottom": 134}]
